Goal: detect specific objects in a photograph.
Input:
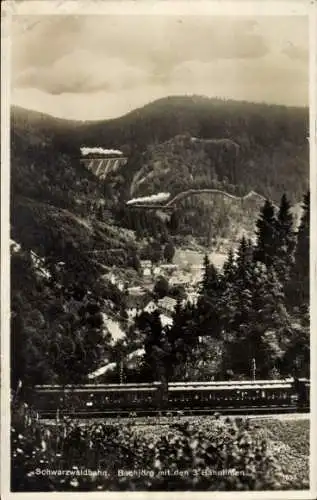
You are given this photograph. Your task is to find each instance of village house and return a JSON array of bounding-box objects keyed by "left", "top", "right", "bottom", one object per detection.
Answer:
[
  {"left": 140, "top": 260, "right": 152, "bottom": 273},
  {"left": 157, "top": 296, "right": 177, "bottom": 316},
  {"left": 160, "top": 314, "right": 173, "bottom": 327},
  {"left": 143, "top": 300, "right": 158, "bottom": 314},
  {"left": 152, "top": 266, "right": 162, "bottom": 277},
  {"left": 169, "top": 273, "right": 191, "bottom": 287},
  {"left": 142, "top": 300, "right": 173, "bottom": 328}
]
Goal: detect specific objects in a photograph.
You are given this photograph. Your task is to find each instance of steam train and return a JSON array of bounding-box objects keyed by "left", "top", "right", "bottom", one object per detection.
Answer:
[{"left": 32, "top": 378, "right": 310, "bottom": 418}]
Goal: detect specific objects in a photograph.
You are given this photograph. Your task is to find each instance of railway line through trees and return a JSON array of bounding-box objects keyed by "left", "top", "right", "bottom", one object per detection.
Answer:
[{"left": 127, "top": 189, "right": 277, "bottom": 210}]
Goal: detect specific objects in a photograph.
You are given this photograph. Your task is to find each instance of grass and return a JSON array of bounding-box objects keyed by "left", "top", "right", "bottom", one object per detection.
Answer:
[
  {"left": 92, "top": 415, "right": 310, "bottom": 489},
  {"left": 252, "top": 418, "right": 310, "bottom": 489},
  {"left": 13, "top": 413, "right": 310, "bottom": 491},
  {"left": 257, "top": 419, "right": 310, "bottom": 456}
]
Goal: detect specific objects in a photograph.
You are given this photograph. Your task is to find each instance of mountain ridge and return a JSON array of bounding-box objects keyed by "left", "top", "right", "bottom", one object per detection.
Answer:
[
  {"left": 11, "top": 94, "right": 309, "bottom": 247},
  {"left": 11, "top": 94, "right": 309, "bottom": 124}
]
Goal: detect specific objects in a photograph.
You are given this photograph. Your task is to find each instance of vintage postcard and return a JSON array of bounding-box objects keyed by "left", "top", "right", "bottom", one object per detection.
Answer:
[{"left": 1, "top": 0, "right": 316, "bottom": 499}]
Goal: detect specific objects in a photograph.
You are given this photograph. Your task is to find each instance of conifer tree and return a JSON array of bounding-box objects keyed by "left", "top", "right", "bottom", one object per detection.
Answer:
[
  {"left": 274, "top": 193, "right": 296, "bottom": 284},
  {"left": 168, "top": 299, "right": 199, "bottom": 378},
  {"left": 225, "top": 262, "right": 291, "bottom": 378},
  {"left": 254, "top": 200, "right": 277, "bottom": 268},
  {"left": 143, "top": 310, "right": 171, "bottom": 382},
  {"left": 282, "top": 321, "right": 310, "bottom": 377},
  {"left": 222, "top": 247, "right": 236, "bottom": 285},
  {"left": 201, "top": 254, "right": 211, "bottom": 292},
  {"left": 227, "top": 236, "right": 254, "bottom": 333},
  {"left": 217, "top": 248, "right": 236, "bottom": 333},
  {"left": 253, "top": 265, "right": 292, "bottom": 376},
  {"left": 163, "top": 240, "right": 175, "bottom": 263},
  {"left": 197, "top": 258, "right": 223, "bottom": 337}
]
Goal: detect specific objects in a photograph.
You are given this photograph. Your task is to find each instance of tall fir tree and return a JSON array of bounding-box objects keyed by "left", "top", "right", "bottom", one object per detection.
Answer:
[
  {"left": 167, "top": 300, "right": 199, "bottom": 379},
  {"left": 225, "top": 261, "right": 292, "bottom": 378},
  {"left": 197, "top": 257, "right": 223, "bottom": 337},
  {"left": 201, "top": 254, "right": 211, "bottom": 292},
  {"left": 222, "top": 247, "right": 236, "bottom": 285},
  {"left": 254, "top": 199, "right": 277, "bottom": 268},
  {"left": 143, "top": 310, "right": 171, "bottom": 383},
  {"left": 227, "top": 236, "right": 254, "bottom": 333},
  {"left": 274, "top": 193, "right": 296, "bottom": 284}
]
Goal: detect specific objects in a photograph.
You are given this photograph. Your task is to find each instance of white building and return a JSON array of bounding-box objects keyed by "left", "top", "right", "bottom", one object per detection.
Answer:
[
  {"left": 140, "top": 260, "right": 153, "bottom": 277},
  {"left": 160, "top": 314, "right": 173, "bottom": 327},
  {"left": 153, "top": 266, "right": 161, "bottom": 277},
  {"left": 144, "top": 300, "right": 158, "bottom": 314},
  {"left": 101, "top": 314, "right": 126, "bottom": 344},
  {"left": 157, "top": 297, "right": 177, "bottom": 316}
]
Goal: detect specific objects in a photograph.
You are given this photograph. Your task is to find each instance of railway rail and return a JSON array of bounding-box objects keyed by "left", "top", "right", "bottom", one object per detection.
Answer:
[{"left": 39, "top": 406, "right": 309, "bottom": 420}]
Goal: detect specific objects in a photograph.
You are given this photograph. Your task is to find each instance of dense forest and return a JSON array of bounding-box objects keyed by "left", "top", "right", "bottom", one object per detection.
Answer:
[
  {"left": 10, "top": 95, "right": 310, "bottom": 390},
  {"left": 126, "top": 192, "right": 310, "bottom": 383},
  {"left": 12, "top": 95, "right": 308, "bottom": 204},
  {"left": 131, "top": 132, "right": 308, "bottom": 205},
  {"left": 11, "top": 190, "right": 310, "bottom": 388}
]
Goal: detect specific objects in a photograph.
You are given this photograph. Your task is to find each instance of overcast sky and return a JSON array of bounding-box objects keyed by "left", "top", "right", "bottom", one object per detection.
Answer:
[{"left": 11, "top": 14, "right": 308, "bottom": 121}]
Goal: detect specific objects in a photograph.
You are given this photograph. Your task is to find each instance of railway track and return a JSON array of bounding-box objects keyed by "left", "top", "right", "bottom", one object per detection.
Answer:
[
  {"left": 127, "top": 189, "right": 277, "bottom": 210},
  {"left": 38, "top": 405, "right": 309, "bottom": 420}
]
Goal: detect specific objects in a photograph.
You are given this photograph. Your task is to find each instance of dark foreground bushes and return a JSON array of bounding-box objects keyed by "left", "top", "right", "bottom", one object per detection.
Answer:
[{"left": 11, "top": 405, "right": 309, "bottom": 492}]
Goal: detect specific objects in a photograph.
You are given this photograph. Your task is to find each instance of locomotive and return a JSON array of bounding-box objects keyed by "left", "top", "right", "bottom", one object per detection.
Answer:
[{"left": 32, "top": 378, "right": 310, "bottom": 418}]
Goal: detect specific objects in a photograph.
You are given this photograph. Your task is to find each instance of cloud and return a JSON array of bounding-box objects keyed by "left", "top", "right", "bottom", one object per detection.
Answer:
[
  {"left": 11, "top": 15, "right": 308, "bottom": 118},
  {"left": 12, "top": 15, "right": 270, "bottom": 95},
  {"left": 15, "top": 50, "right": 150, "bottom": 94},
  {"left": 12, "top": 16, "right": 82, "bottom": 71}
]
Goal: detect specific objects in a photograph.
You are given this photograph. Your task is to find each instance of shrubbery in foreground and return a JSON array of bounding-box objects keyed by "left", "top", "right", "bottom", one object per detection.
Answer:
[{"left": 11, "top": 407, "right": 309, "bottom": 491}]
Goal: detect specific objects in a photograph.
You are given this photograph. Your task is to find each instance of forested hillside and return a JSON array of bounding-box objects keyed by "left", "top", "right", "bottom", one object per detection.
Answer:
[
  {"left": 132, "top": 192, "right": 310, "bottom": 383},
  {"left": 10, "top": 95, "right": 310, "bottom": 387},
  {"left": 10, "top": 120, "right": 140, "bottom": 389},
  {"left": 12, "top": 95, "right": 309, "bottom": 204},
  {"left": 131, "top": 131, "right": 308, "bottom": 204}
]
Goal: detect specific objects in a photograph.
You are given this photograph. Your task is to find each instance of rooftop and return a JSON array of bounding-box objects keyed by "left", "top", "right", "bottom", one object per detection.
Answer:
[{"left": 157, "top": 296, "right": 177, "bottom": 313}]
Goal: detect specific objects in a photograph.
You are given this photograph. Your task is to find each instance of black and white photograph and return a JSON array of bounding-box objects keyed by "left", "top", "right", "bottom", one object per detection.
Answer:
[{"left": 1, "top": 0, "right": 316, "bottom": 497}]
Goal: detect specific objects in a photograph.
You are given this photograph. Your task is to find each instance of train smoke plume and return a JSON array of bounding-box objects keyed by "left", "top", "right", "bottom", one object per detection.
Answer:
[
  {"left": 126, "top": 192, "right": 171, "bottom": 205},
  {"left": 80, "top": 146, "right": 123, "bottom": 156}
]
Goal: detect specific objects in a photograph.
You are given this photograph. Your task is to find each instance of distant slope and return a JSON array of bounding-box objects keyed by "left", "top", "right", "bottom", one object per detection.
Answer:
[
  {"left": 10, "top": 111, "right": 140, "bottom": 316},
  {"left": 129, "top": 131, "right": 308, "bottom": 204},
  {"left": 11, "top": 96, "right": 309, "bottom": 251},
  {"left": 75, "top": 95, "right": 308, "bottom": 151},
  {"left": 11, "top": 105, "right": 80, "bottom": 149},
  {"left": 161, "top": 188, "right": 302, "bottom": 249},
  {"left": 12, "top": 95, "right": 309, "bottom": 203}
]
